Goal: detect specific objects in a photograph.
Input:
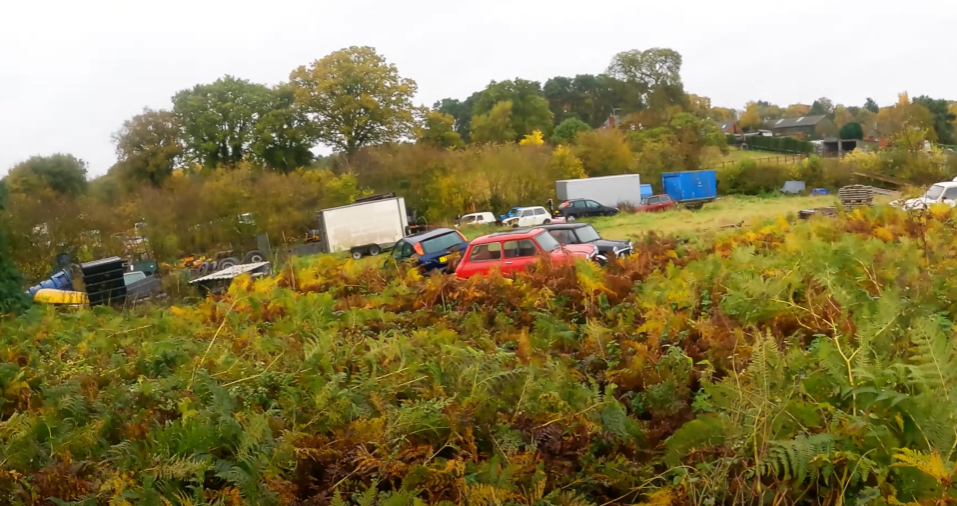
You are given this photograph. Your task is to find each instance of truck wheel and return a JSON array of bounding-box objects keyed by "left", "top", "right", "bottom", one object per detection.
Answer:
[
  {"left": 351, "top": 250, "right": 364, "bottom": 260},
  {"left": 369, "top": 245, "right": 381, "bottom": 256},
  {"left": 217, "top": 257, "right": 241, "bottom": 270},
  {"left": 244, "top": 250, "right": 266, "bottom": 263}
]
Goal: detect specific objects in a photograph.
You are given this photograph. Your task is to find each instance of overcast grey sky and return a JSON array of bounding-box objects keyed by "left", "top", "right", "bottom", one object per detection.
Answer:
[{"left": 2, "top": 0, "right": 955, "bottom": 177}]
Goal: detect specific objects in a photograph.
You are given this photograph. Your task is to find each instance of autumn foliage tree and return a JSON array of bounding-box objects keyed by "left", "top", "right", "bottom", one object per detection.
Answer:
[
  {"left": 739, "top": 102, "right": 763, "bottom": 131},
  {"left": 783, "top": 103, "right": 811, "bottom": 118},
  {"left": 876, "top": 92, "right": 936, "bottom": 144},
  {"left": 290, "top": 46, "right": 418, "bottom": 156},
  {"left": 572, "top": 129, "right": 634, "bottom": 176},
  {"left": 470, "top": 101, "right": 517, "bottom": 144},
  {"left": 470, "top": 79, "right": 554, "bottom": 141},
  {"left": 112, "top": 108, "right": 183, "bottom": 186},
  {"left": 416, "top": 110, "right": 465, "bottom": 149}
]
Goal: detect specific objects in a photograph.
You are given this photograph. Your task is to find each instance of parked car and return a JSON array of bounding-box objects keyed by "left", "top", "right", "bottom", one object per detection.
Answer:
[
  {"left": 498, "top": 207, "right": 522, "bottom": 222},
  {"left": 556, "top": 199, "right": 619, "bottom": 221},
  {"left": 634, "top": 194, "right": 678, "bottom": 212},
  {"left": 891, "top": 181, "right": 957, "bottom": 210},
  {"left": 501, "top": 206, "right": 555, "bottom": 228},
  {"left": 390, "top": 228, "right": 469, "bottom": 273},
  {"left": 542, "top": 223, "right": 631, "bottom": 260},
  {"left": 455, "top": 212, "right": 496, "bottom": 228},
  {"left": 455, "top": 228, "right": 597, "bottom": 278}
]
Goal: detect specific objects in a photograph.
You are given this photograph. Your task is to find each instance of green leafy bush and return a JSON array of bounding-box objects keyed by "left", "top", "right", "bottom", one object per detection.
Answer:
[
  {"left": 745, "top": 135, "right": 814, "bottom": 153},
  {"left": 719, "top": 159, "right": 791, "bottom": 194}
]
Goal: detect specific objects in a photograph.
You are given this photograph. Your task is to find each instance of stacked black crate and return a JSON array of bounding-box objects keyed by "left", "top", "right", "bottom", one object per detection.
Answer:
[{"left": 80, "top": 257, "right": 127, "bottom": 307}]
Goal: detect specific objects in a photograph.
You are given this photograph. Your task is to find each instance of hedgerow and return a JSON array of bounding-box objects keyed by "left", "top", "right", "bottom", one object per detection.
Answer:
[{"left": 2, "top": 206, "right": 957, "bottom": 505}]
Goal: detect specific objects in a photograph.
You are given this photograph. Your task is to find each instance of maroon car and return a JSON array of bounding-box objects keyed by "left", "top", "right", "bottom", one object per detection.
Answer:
[{"left": 634, "top": 194, "right": 677, "bottom": 212}]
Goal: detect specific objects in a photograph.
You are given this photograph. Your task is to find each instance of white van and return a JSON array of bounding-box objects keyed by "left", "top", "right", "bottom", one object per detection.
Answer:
[{"left": 455, "top": 212, "right": 496, "bottom": 228}]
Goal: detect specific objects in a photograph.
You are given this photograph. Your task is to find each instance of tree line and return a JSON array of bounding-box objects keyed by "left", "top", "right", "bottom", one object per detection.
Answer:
[{"left": 738, "top": 93, "right": 957, "bottom": 145}]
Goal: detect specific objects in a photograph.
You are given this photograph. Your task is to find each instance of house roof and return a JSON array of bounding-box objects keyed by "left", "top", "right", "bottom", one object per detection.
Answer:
[
  {"left": 766, "top": 115, "right": 827, "bottom": 130},
  {"left": 719, "top": 121, "right": 738, "bottom": 133}
]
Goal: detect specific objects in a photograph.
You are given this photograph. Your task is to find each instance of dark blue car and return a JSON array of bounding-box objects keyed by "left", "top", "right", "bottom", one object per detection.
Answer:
[{"left": 390, "top": 228, "right": 470, "bottom": 273}]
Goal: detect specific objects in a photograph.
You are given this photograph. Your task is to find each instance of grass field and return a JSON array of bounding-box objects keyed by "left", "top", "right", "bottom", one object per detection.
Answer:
[
  {"left": 458, "top": 194, "right": 837, "bottom": 241},
  {"left": 717, "top": 147, "right": 769, "bottom": 163},
  {"left": 590, "top": 194, "right": 835, "bottom": 238},
  {"left": 712, "top": 147, "right": 805, "bottom": 165}
]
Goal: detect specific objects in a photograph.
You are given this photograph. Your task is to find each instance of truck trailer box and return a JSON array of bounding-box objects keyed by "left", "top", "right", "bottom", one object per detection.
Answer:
[
  {"left": 555, "top": 174, "right": 642, "bottom": 207},
  {"left": 661, "top": 170, "right": 717, "bottom": 207},
  {"left": 318, "top": 197, "right": 409, "bottom": 258}
]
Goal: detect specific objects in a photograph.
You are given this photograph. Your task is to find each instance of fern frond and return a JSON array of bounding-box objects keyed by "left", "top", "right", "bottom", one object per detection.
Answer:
[
  {"left": 893, "top": 448, "right": 955, "bottom": 485},
  {"left": 767, "top": 434, "right": 836, "bottom": 484}
]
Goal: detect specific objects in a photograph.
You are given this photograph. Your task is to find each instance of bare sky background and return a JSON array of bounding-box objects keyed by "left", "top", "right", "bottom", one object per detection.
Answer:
[{"left": 2, "top": 0, "right": 955, "bottom": 177}]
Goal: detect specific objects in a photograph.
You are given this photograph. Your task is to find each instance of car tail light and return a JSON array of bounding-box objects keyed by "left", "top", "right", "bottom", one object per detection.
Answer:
[
  {"left": 413, "top": 243, "right": 424, "bottom": 256},
  {"left": 559, "top": 202, "right": 570, "bottom": 208}
]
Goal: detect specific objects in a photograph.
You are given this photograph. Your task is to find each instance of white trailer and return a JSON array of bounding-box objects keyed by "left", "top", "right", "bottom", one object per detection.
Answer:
[
  {"left": 317, "top": 197, "right": 410, "bottom": 259},
  {"left": 556, "top": 174, "right": 643, "bottom": 207}
]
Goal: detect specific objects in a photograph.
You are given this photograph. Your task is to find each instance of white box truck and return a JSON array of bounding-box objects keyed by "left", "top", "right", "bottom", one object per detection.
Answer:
[
  {"left": 316, "top": 195, "right": 410, "bottom": 260},
  {"left": 555, "top": 174, "right": 643, "bottom": 207}
]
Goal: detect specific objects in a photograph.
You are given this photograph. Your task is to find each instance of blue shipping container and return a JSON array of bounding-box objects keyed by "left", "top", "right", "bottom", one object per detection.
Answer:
[
  {"left": 662, "top": 170, "right": 717, "bottom": 203},
  {"left": 640, "top": 184, "right": 653, "bottom": 200}
]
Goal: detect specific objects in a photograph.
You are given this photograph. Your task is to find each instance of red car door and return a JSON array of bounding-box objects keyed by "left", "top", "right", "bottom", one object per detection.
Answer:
[
  {"left": 502, "top": 239, "right": 539, "bottom": 274},
  {"left": 458, "top": 241, "right": 503, "bottom": 277}
]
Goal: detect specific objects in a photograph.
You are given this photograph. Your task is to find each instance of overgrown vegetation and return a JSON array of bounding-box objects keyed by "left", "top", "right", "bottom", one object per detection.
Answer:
[
  {"left": 2, "top": 205, "right": 957, "bottom": 504},
  {"left": 0, "top": 181, "right": 30, "bottom": 314}
]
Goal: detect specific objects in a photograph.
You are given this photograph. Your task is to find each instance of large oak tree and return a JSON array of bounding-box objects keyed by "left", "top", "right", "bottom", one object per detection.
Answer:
[
  {"left": 172, "top": 76, "right": 273, "bottom": 168},
  {"left": 290, "top": 46, "right": 418, "bottom": 156}
]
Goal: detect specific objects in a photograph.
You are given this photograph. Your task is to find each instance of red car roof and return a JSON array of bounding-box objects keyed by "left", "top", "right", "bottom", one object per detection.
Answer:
[{"left": 469, "top": 228, "right": 545, "bottom": 245}]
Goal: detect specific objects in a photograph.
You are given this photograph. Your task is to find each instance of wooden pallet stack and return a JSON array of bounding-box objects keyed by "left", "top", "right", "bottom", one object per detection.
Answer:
[
  {"left": 837, "top": 185, "right": 875, "bottom": 210},
  {"left": 799, "top": 184, "right": 895, "bottom": 219}
]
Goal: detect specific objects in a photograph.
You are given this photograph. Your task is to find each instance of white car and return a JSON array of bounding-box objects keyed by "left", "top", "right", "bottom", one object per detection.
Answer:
[
  {"left": 891, "top": 181, "right": 957, "bottom": 210},
  {"left": 501, "top": 206, "right": 556, "bottom": 228},
  {"left": 455, "top": 212, "right": 496, "bottom": 228}
]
